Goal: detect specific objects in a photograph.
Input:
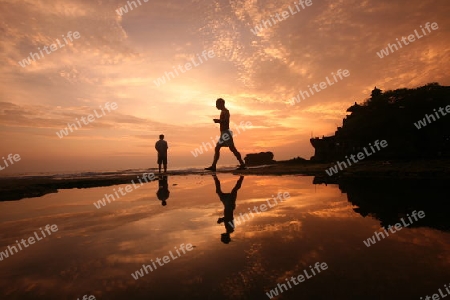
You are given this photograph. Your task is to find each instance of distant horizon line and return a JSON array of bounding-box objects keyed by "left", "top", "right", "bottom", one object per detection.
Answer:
[{"left": 0, "top": 164, "right": 246, "bottom": 178}]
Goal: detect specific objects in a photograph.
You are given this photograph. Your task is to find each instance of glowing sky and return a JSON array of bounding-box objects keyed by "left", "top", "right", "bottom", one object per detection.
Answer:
[{"left": 0, "top": 0, "right": 449, "bottom": 174}]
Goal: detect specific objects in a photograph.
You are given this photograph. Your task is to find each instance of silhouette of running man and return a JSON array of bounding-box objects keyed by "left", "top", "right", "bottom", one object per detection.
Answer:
[
  {"left": 213, "top": 174, "right": 244, "bottom": 244},
  {"left": 156, "top": 175, "right": 170, "bottom": 206},
  {"left": 155, "top": 134, "right": 168, "bottom": 173},
  {"left": 205, "top": 98, "right": 246, "bottom": 171}
]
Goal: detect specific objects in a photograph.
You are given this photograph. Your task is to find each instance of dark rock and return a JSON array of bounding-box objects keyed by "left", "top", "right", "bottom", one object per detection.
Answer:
[{"left": 244, "top": 152, "right": 275, "bottom": 166}]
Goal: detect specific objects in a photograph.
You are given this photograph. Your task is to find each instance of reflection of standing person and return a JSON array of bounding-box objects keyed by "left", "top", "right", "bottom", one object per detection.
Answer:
[
  {"left": 155, "top": 134, "right": 168, "bottom": 173},
  {"left": 156, "top": 175, "right": 170, "bottom": 206},
  {"left": 213, "top": 174, "right": 244, "bottom": 244},
  {"left": 205, "top": 98, "right": 246, "bottom": 172}
]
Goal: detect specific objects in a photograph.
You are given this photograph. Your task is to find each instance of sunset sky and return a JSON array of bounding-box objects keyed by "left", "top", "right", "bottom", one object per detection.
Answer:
[{"left": 1, "top": 0, "right": 449, "bottom": 174}]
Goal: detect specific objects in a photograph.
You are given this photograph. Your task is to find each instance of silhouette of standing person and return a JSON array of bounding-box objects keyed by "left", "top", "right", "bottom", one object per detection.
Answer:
[
  {"left": 205, "top": 98, "right": 246, "bottom": 171},
  {"left": 156, "top": 175, "right": 170, "bottom": 206},
  {"left": 213, "top": 174, "right": 244, "bottom": 244},
  {"left": 155, "top": 134, "right": 168, "bottom": 173}
]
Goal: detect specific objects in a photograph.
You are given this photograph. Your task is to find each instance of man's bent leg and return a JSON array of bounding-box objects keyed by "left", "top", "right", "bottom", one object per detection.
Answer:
[{"left": 229, "top": 145, "right": 245, "bottom": 166}]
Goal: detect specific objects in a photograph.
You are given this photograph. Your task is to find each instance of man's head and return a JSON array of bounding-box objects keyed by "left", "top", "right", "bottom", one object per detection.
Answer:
[
  {"left": 159, "top": 134, "right": 164, "bottom": 140},
  {"left": 216, "top": 98, "right": 225, "bottom": 110},
  {"left": 221, "top": 233, "right": 231, "bottom": 244}
]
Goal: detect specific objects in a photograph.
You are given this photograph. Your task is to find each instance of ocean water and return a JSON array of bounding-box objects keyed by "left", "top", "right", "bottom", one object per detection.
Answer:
[
  {"left": 0, "top": 165, "right": 243, "bottom": 179},
  {"left": 0, "top": 174, "right": 449, "bottom": 299}
]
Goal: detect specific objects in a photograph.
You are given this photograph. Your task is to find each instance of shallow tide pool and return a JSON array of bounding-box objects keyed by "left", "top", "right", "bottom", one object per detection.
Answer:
[{"left": 0, "top": 174, "right": 449, "bottom": 300}]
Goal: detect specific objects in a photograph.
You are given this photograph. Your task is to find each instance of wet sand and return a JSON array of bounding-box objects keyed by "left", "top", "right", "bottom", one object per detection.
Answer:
[{"left": 1, "top": 159, "right": 450, "bottom": 202}]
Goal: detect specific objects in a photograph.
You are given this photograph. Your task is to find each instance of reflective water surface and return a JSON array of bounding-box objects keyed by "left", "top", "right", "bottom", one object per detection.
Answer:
[{"left": 0, "top": 174, "right": 449, "bottom": 300}]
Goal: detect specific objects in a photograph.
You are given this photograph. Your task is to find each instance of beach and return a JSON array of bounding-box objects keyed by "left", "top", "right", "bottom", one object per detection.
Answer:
[{"left": 2, "top": 0, "right": 450, "bottom": 299}]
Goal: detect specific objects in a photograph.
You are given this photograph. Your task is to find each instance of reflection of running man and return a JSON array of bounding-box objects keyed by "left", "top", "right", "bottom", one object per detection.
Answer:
[
  {"left": 213, "top": 174, "right": 244, "bottom": 244},
  {"left": 205, "top": 98, "right": 246, "bottom": 172},
  {"left": 156, "top": 175, "right": 170, "bottom": 206}
]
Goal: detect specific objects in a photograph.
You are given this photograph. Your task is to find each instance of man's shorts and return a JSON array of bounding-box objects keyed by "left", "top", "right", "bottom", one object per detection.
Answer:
[
  {"left": 217, "top": 130, "right": 235, "bottom": 148},
  {"left": 157, "top": 156, "right": 167, "bottom": 164}
]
